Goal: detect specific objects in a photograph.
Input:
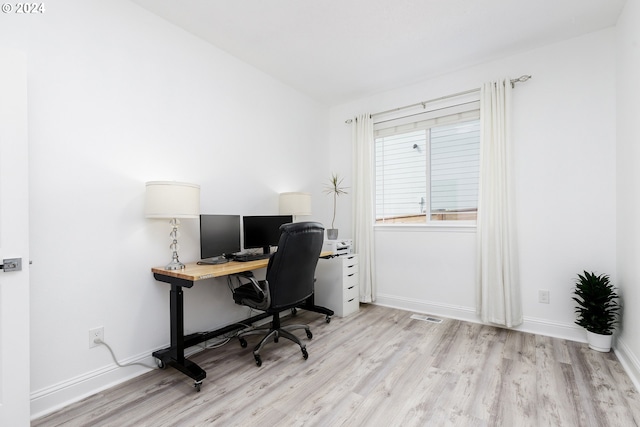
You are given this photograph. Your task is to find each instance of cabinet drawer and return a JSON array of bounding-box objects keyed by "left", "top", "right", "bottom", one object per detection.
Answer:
[
  {"left": 343, "top": 262, "right": 358, "bottom": 277},
  {"left": 344, "top": 272, "right": 358, "bottom": 288},
  {"left": 341, "top": 255, "right": 359, "bottom": 270},
  {"left": 344, "top": 283, "right": 359, "bottom": 302},
  {"left": 342, "top": 296, "right": 359, "bottom": 317}
]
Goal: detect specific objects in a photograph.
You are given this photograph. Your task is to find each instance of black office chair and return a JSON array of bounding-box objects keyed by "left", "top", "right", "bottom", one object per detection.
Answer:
[{"left": 231, "top": 221, "right": 324, "bottom": 366}]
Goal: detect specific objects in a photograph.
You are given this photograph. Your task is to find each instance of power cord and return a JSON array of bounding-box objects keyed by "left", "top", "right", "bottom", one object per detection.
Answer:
[
  {"left": 93, "top": 308, "right": 260, "bottom": 368},
  {"left": 200, "top": 319, "right": 256, "bottom": 350},
  {"left": 93, "top": 338, "right": 157, "bottom": 370}
]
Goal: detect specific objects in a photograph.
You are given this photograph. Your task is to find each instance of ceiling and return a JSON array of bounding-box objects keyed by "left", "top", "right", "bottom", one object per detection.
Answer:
[{"left": 131, "top": 0, "right": 626, "bottom": 106}]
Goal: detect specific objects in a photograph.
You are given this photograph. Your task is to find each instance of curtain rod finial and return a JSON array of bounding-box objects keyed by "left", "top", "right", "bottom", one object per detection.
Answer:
[{"left": 510, "top": 74, "right": 532, "bottom": 87}]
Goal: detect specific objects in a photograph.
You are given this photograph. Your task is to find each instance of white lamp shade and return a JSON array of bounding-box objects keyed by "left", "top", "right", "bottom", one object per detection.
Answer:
[
  {"left": 145, "top": 181, "right": 200, "bottom": 219},
  {"left": 279, "top": 192, "right": 312, "bottom": 216}
]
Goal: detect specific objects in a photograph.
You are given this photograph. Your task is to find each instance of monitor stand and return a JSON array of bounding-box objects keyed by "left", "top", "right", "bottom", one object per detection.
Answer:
[{"left": 198, "top": 256, "right": 229, "bottom": 265}]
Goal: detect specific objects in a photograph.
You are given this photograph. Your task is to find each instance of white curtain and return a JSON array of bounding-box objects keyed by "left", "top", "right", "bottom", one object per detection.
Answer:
[
  {"left": 476, "top": 79, "right": 522, "bottom": 327},
  {"left": 352, "top": 114, "right": 376, "bottom": 303}
]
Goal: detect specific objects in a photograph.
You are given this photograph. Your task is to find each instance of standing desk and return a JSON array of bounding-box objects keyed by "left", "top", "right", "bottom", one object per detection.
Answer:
[{"left": 151, "top": 252, "right": 333, "bottom": 391}]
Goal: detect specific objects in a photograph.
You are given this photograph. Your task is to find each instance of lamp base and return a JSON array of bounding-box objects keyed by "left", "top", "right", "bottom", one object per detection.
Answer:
[
  {"left": 165, "top": 259, "right": 186, "bottom": 270},
  {"left": 164, "top": 259, "right": 186, "bottom": 270},
  {"left": 165, "top": 219, "right": 186, "bottom": 270}
]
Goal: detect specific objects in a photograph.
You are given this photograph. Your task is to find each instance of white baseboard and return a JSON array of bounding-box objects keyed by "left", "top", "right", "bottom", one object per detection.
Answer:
[
  {"left": 374, "top": 294, "right": 586, "bottom": 343},
  {"left": 30, "top": 309, "right": 276, "bottom": 420},
  {"left": 514, "top": 316, "right": 588, "bottom": 343},
  {"left": 375, "top": 294, "right": 478, "bottom": 323},
  {"left": 30, "top": 349, "right": 157, "bottom": 420},
  {"left": 614, "top": 336, "right": 640, "bottom": 392}
]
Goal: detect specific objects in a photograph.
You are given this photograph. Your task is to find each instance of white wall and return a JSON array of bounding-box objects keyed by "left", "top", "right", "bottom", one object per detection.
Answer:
[
  {"left": 329, "top": 29, "right": 617, "bottom": 340},
  {"left": 0, "top": 0, "right": 330, "bottom": 417},
  {"left": 616, "top": 0, "right": 640, "bottom": 390}
]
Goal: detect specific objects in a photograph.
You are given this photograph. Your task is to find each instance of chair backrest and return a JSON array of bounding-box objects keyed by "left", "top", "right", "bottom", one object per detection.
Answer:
[{"left": 266, "top": 221, "right": 325, "bottom": 310}]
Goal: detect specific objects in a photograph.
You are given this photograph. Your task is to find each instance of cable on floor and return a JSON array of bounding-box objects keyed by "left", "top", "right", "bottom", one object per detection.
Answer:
[{"left": 94, "top": 339, "right": 158, "bottom": 370}]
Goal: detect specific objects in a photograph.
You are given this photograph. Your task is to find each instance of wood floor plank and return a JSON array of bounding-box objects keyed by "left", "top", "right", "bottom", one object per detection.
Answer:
[
  {"left": 441, "top": 324, "right": 507, "bottom": 422},
  {"left": 605, "top": 355, "right": 640, "bottom": 423},
  {"left": 535, "top": 335, "right": 587, "bottom": 426},
  {"left": 488, "top": 357, "right": 538, "bottom": 426},
  {"left": 391, "top": 367, "right": 461, "bottom": 426},
  {"left": 337, "top": 336, "right": 436, "bottom": 425},
  {"left": 33, "top": 304, "right": 640, "bottom": 427}
]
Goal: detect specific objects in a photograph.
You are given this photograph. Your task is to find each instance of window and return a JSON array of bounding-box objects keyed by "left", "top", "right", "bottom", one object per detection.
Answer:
[{"left": 374, "top": 102, "right": 480, "bottom": 224}]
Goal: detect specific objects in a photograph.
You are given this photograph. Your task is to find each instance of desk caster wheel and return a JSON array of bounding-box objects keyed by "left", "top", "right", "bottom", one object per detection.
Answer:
[
  {"left": 239, "top": 338, "right": 247, "bottom": 348},
  {"left": 254, "top": 354, "right": 262, "bottom": 367},
  {"left": 325, "top": 316, "right": 331, "bottom": 323},
  {"left": 156, "top": 358, "right": 166, "bottom": 370},
  {"left": 194, "top": 381, "right": 202, "bottom": 392},
  {"left": 301, "top": 347, "right": 308, "bottom": 360}
]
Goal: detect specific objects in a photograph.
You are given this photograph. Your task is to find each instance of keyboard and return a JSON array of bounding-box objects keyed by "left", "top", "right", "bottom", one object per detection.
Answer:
[{"left": 233, "top": 253, "right": 271, "bottom": 262}]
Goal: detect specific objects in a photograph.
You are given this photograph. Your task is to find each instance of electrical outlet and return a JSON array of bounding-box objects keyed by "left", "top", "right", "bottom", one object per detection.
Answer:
[
  {"left": 89, "top": 327, "right": 104, "bottom": 348},
  {"left": 538, "top": 290, "right": 550, "bottom": 304}
]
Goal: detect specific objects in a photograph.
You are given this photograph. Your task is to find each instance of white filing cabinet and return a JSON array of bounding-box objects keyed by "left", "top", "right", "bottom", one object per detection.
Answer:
[{"left": 314, "top": 254, "right": 359, "bottom": 317}]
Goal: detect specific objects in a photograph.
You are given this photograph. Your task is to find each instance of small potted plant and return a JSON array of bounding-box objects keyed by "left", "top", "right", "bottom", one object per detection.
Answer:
[
  {"left": 572, "top": 271, "right": 620, "bottom": 352},
  {"left": 324, "top": 173, "right": 348, "bottom": 240}
]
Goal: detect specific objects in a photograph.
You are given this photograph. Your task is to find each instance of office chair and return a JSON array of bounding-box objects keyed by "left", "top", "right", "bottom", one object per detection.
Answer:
[{"left": 231, "top": 221, "right": 324, "bottom": 366}]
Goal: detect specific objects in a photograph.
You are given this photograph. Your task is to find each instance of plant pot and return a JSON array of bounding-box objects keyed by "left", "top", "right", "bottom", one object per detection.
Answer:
[
  {"left": 586, "top": 331, "right": 613, "bottom": 352},
  {"left": 327, "top": 229, "right": 339, "bottom": 240}
]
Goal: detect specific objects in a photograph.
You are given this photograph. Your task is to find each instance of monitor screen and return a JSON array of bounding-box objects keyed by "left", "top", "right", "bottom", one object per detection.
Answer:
[
  {"left": 199, "top": 215, "right": 241, "bottom": 264},
  {"left": 243, "top": 215, "right": 293, "bottom": 254}
]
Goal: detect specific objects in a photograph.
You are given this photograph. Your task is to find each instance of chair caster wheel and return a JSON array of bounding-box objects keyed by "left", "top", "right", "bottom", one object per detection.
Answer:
[
  {"left": 325, "top": 316, "right": 331, "bottom": 323},
  {"left": 291, "top": 308, "right": 298, "bottom": 316},
  {"left": 306, "top": 330, "right": 313, "bottom": 339},
  {"left": 239, "top": 338, "right": 247, "bottom": 348},
  {"left": 194, "top": 381, "right": 202, "bottom": 392},
  {"left": 254, "top": 354, "right": 262, "bottom": 367},
  {"left": 301, "top": 348, "right": 308, "bottom": 360}
]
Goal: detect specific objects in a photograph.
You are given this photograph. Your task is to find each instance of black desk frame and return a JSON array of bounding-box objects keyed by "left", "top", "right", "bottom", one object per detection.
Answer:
[{"left": 151, "top": 272, "right": 333, "bottom": 391}]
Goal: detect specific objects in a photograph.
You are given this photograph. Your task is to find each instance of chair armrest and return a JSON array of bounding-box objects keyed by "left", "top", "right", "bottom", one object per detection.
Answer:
[{"left": 229, "top": 273, "right": 271, "bottom": 310}]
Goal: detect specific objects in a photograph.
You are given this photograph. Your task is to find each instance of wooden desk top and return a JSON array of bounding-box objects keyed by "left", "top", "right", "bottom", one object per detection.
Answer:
[{"left": 152, "top": 251, "right": 333, "bottom": 283}]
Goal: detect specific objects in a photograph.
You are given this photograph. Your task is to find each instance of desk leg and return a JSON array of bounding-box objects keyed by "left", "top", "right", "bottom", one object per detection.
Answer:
[
  {"left": 170, "top": 284, "right": 184, "bottom": 363},
  {"left": 153, "top": 284, "right": 206, "bottom": 389}
]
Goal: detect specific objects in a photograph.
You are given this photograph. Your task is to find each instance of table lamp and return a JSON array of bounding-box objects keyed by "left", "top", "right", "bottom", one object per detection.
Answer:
[
  {"left": 145, "top": 181, "right": 200, "bottom": 270},
  {"left": 279, "top": 192, "right": 311, "bottom": 222}
]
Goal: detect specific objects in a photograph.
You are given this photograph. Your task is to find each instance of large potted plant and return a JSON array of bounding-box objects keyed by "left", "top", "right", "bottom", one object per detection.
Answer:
[
  {"left": 572, "top": 271, "right": 620, "bottom": 352},
  {"left": 324, "top": 173, "right": 348, "bottom": 240}
]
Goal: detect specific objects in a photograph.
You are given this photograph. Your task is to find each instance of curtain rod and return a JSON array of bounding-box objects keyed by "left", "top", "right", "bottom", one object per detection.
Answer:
[{"left": 345, "top": 74, "right": 531, "bottom": 124}]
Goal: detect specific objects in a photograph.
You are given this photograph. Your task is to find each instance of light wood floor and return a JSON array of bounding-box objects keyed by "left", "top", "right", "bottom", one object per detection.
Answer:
[{"left": 33, "top": 304, "right": 640, "bottom": 426}]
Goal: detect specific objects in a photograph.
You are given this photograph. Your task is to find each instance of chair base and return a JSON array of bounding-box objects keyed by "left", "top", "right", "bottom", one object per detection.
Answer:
[{"left": 237, "top": 313, "right": 312, "bottom": 366}]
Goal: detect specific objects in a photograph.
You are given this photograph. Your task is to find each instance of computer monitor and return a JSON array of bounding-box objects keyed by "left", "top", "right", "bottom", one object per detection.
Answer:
[
  {"left": 243, "top": 215, "right": 293, "bottom": 254},
  {"left": 199, "top": 214, "right": 241, "bottom": 264}
]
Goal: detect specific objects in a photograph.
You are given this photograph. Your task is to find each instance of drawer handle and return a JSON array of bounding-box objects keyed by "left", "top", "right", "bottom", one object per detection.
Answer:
[
  {"left": 347, "top": 265, "right": 355, "bottom": 269},
  {"left": 347, "top": 298, "right": 355, "bottom": 302},
  {"left": 347, "top": 286, "right": 355, "bottom": 290},
  {"left": 347, "top": 273, "right": 355, "bottom": 277}
]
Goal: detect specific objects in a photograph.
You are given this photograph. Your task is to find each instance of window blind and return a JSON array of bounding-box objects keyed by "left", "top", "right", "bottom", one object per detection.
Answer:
[
  {"left": 375, "top": 130, "right": 427, "bottom": 220},
  {"left": 431, "top": 120, "right": 480, "bottom": 213},
  {"left": 374, "top": 102, "right": 480, "bottom": 223}
]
